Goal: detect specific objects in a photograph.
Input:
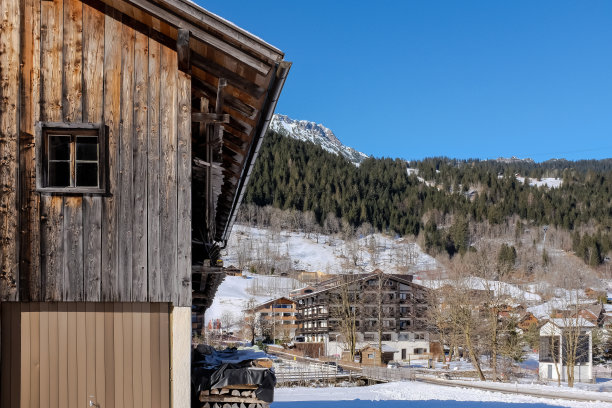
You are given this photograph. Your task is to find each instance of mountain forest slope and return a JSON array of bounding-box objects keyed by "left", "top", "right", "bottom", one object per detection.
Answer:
[{"left": 244, "top": 130, "right": 612, "bottom": 267}]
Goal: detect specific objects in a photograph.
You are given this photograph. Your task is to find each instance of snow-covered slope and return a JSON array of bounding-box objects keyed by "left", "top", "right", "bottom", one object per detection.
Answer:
[
  {"left": 270, "top": 114, "right": 369, "bottom": 165},
  {"left": 222, "top": 224, "right": 438, "bottom": 275}
]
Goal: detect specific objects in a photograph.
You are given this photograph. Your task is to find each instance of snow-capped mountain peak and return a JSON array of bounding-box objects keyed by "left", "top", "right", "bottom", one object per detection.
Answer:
[{"left": 270, "top": 114, "right": 369, "bottom": 165}]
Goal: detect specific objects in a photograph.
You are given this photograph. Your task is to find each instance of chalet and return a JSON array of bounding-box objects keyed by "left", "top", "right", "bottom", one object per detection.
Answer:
[
  {"left": 0, "top": 1, "right": 290, "bottom": 407},
  {"left": 295, "top": 272, "right": 432, "bottom": 363},
  {"left": 358, "top": 344, "right": 397, "bottom": 366},
  {"left": 517, "top": 312, "right": 539, "bottom": 331},
  {"left": 250, "top": 297, "right": 298, "bottom": 342}
]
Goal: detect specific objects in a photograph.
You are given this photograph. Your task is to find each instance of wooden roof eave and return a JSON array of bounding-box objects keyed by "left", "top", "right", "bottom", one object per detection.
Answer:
[
  {"left": 215, "top": 60, "right": 292, "bottom": 244},
  {"left": 146, "top": 0, "right": 284, "bottom": 63},
  {"left": 120, "top": 0, "right": 278, "bottom": 75}
]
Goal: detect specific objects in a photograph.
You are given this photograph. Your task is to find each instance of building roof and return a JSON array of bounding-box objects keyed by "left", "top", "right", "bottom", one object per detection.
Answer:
[
  {"left": 545, "top": 318, "right": 596, "bottom": 329},
  {"left": 113, "top": 0, "right": 291, "bottom": 259},
  {"left": 253, "top": 296, "right": 296, "bottom": 310}
]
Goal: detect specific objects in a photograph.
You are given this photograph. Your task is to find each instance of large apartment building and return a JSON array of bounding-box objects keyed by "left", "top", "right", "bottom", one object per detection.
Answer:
[
  {"left": 295, "top": 271, "right": 432, "bottom": 362},
  {"left": 252, "top": 297, "right": 299, "bottom": 342}
]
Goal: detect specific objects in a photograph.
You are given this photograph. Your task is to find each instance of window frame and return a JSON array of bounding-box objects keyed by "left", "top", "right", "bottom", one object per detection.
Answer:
[{"left": 36, "top": 122, "right": 107, "bottom": 194}]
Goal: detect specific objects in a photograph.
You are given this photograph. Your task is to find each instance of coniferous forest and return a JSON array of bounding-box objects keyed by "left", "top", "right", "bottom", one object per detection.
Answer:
[{"left": 244, "top": 131, "right": 612, "bottom": 266}]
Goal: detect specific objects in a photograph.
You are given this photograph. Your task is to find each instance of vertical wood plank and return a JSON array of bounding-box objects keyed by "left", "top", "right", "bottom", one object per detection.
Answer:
[
  {"left": 159, "top": 46, "right": 179, "bottom": 304},
  {"left": 83, "top": 197, "right": 102, "bottom": 300},
  {"left": 41, "top": 196, "right": 64, "bottom": 301},
  {"left": 58, "top": 303, "right": 69, "bottom": 408},
  {"left": 147, "top": 38, "right": 162, "bottom": 302},
  {"left": 118, "top": 23, "right": 135, "bottom": 301},
  {"left": 82, "top": 2, "right": 105, "bottom": 302},
  {"left": 159, "top": 303, "right": 170, "bottom": 408},
  {"left": 40, "top": 0, "right": 63, "bottom": 302},
  {"left": 20, "top": 304, "right": 31, "bottom": 408},
  {"left": 0, "top": 0, "right": 21, "bottom": 301},
  {"left": 19, "top": 0, "right": 42, "bottom": 302},
  {"left": 67, "top": 303, "right": 78, "bottom": 408},
  {"left": 142, "top": 303, "right": 152, "bottom": 408},
  {"left": 10, "top": 304, "right": 21, "bottom": 408},
  {"left": 150, "top": 303, "right": 161, "bottom": 408},
  {"left": 113, "top": 303, "right": 124, "bottom": 408},
  {"left": 62, "top": 0, "right": 83, "bottom": 122},
  {"left": 63, "top": 197, "right": 84, "bottom": 301},
  {"left": 48, "top": 303, "right": 59, "bottom": 408},
  {"left": 101, "top": 9, "right": 122, "bottom": 301},
  {"left": 177, "top": 71, "right": 192, "bottom": 306},
  {"left": 40, "top": 0, "right": 63, "bottom": 122},
  {"left": 95, "top": 303, "right": 106, "bottom": 408},
  {"left": 133, "top": 31, "right": 149, "bottom": 302},
  {"left": 104, "top": 302, "right": 115, "bottom": 408},
  {"left": 85, "top": 302, "right": 96, "bottom": 407},
  {"left": 29, "top": 303, "right": 41, "bottom": 408},
  {"left": 39, "top": 303, "right": 50, "bottom": 408},
  {"left": 76, "top": 303, "right": 87, "bottom": 408},
  {"left": 133, "top": 303, "right": 143, "bottom": 408},
  {"left": 123, "top": 303, "right": 134, "bottom": 408}
]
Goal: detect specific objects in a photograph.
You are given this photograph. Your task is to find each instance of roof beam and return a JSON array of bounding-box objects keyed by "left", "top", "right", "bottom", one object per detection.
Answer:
[
  {"left": 121, "top": 0, "right": 272, "bottom": 74},
  {"left": 190, "top": 52, "right": 266, "bottom": 99}
]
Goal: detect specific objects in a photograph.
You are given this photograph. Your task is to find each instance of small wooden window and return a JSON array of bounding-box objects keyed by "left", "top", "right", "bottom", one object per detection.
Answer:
[{"left": 36, "top": 123, "right": 107, "bottom": 194}]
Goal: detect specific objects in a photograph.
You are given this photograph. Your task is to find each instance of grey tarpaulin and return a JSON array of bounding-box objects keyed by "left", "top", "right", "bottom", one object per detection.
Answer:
[{"left": 192, "top": 346, "right": 276, "bottom": 405}]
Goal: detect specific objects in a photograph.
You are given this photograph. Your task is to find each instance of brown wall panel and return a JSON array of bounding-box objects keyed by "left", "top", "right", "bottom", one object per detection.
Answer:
[{"left": 0, "top": 302, "right": 171, "bottom": 408}]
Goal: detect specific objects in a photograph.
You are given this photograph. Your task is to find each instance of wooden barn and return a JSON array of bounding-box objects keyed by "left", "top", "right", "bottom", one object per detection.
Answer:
[{"left": 0, "top": 0, "right": 290, "bottom": 407}]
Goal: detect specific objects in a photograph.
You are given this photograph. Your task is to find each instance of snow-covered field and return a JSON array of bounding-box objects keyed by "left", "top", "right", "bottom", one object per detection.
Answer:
[{"left": 273, "top": 381, "right": 612, "bottom": 408}]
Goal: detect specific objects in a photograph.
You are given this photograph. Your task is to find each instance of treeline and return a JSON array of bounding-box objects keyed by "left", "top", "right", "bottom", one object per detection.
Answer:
[{"left": 244, "top": 130, "right": 612, "bottom": 264}]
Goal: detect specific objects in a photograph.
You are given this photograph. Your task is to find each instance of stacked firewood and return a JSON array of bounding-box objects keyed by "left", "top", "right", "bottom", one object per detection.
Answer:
[{"left": 199, "top": 385, "right": 269, "bottom": 408}]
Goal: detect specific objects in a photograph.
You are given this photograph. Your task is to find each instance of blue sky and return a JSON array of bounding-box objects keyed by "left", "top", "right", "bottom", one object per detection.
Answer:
[{"left": 197, "top": 1, "right": 612, "bottom": 162}]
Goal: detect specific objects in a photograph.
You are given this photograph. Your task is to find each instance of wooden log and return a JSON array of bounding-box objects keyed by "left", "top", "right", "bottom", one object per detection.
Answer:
[
  {"left": 230, "top": 390, "right": 240, "bottom": 397},
  {"left": 219, "top": 388, "right": 229, "bottom": 395},
  {"left": 222, "top": 404, "right": 231, "bottom": 408}
]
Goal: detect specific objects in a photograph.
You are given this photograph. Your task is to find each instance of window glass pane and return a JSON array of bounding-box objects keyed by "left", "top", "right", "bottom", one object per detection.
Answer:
[
  {"left": 76, "top": 136, "right": 98, "bottom": 161},
  {"left": 49, "top": 135, "right": 70, "bottom": 160},
  {"left": 48, "top": 162, "right": 71, "bottom": 187},
  {"left": 76, "top": 162, "right": 98, "bottom": 187}
]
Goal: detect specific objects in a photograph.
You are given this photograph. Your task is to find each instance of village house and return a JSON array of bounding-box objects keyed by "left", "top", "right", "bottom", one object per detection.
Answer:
[
  {"left": 539, "top": 318, "right": 594, "bottom": 384},
  {"left": 0, "top": 0, "right": 290, "bottom": 407},
  {"left": 295, "top": 271, "right": 432, "bottom": 364}
]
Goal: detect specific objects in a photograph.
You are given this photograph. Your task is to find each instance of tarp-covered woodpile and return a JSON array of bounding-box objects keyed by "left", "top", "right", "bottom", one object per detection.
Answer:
[{"left": 192, "top": 346, "right": 276, "bottom": 408}]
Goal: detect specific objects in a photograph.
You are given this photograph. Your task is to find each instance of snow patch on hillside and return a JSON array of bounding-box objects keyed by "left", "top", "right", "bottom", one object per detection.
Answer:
[{"left": 516, "top": 176, "right": 562, "bottom": 189}]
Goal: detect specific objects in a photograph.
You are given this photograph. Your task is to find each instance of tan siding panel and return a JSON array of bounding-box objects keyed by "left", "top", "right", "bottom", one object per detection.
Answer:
[
  {"left": 113, "top": 302, "right": 124, "bottom": 408},
  {"left": 67, "top": 303, "right": 78, "bottom": 408},
  {"left": 39, "top": 303, "right": 50, "bottom": 408},
  {"left": 58, "top": 303, "right": 69, "bottom": 408},
  {"left": 20, "top": 304, "right": 31, "bottom": 408},
  {"left": 160, "top": 303, "right": 171, "bottom": 408},
  {"left": 29, "top": 303, "right": 41, "bottom": 408},
  {"left": 85, "top": 302, "right": 96, "bottom": 407},
  {"left": 123, "top": 304, "right": 134, "bottom": 408},
  {"left": 76, "top": 303, "right": 87, "bottom": 408},
  {"left": 104, "top": 303, "right": 115, "bottom": 408},
  {"left": 48, "top": 303, "right": 59, "bottom": 408},
  {"left": 95, "top": 303, "right": 106, "bottom": 408}
]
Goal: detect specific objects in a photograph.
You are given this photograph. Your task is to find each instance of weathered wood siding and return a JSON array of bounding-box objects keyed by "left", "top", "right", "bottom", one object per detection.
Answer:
[
  {"left": 0, "top": 0, "right": 192, "bottom": 305},
  {"left": 0, "top": 302, "right": 171, "bottom": 408}
]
